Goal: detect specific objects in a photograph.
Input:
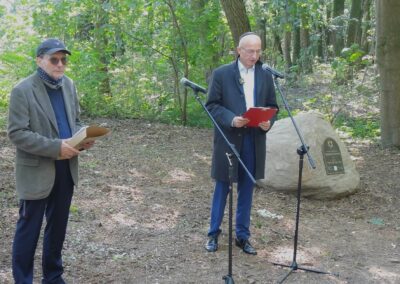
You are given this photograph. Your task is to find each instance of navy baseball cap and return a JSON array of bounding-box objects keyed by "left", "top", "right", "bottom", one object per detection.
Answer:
[{"left": 36, "top": 38, "right": 71, "bottom": 57}]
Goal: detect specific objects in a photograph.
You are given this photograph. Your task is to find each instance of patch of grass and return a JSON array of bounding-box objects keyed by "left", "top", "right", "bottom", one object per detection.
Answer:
[
  {"left": 259, "top": 235, "right": 269, "bottom": 244},
  {"left": 81, "top": 161, "right": 98, "bottom": 169},
  {"left": 255, "top": 220, "right": 263, "bottom": 229},
  {"left": 0, "top": 107, "right": 7, "bottom": 131},
  {"left": 334, "top": 114, "right": 380, "bottom": 139},
  {"left": 70, "top": 204, "right": 79, "bottom": 215}
]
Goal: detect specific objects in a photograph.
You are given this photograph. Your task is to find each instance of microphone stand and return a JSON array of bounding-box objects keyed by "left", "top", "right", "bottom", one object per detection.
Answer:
[
  {"left": 187, "top": 87, "right": 256, "bottom": 284},
  {"left": 224, "top": 153, "right": 235, "bottom": 284},
  {"left": 270, "top": 76, "right": 337, "bottom": 283}
]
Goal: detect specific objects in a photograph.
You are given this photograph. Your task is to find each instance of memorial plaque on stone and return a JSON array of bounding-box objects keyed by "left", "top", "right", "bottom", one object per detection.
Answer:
[{"left": 322, "top": 138, "right": 345, "bottom": 175}]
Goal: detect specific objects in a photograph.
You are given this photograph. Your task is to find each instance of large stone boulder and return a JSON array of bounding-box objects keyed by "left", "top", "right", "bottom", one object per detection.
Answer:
[{"left": 258, "top": 112, "right": 360, "bottom": 199}]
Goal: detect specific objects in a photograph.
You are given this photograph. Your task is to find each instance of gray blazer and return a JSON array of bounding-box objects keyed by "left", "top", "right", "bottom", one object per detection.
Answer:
[
  {"left": 8, "top": 72, "right": 81, "bottom": 200},
  {"left": 206, "top": 59, "right": 278, "bottom": 182}
]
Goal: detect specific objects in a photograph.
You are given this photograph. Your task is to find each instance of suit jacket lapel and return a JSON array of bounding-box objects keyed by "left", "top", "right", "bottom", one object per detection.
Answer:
[
  {"left": 61, "top": 82, "right": 74, "bottom": 134},
  {"left": 232, "top": 60, "right": 247, "bottom": 111},
  {"left": 32, "top": 74, "right": 59, "bottom": 133}
]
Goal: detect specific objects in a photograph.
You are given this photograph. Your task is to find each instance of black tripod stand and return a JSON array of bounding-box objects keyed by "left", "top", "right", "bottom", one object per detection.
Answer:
[
  {"left": 270, "top": 76, "right": 336, "bottom": 283},
  {"left": 181, "top": 78, "right": 256, "bottom": 284},
  {"left": 223, "top": 153, "right": 235, "bottom": 284}
]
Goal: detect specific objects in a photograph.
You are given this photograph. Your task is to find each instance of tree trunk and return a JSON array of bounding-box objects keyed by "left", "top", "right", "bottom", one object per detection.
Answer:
[
  {"left": 346, "top": 0, "right": 363, "bottom": 47},
  {"left": 300, "top": 14, "right": 313, "bottom": 73},
  {"left": 361, "top": 0, "right": 372, "bottom": 52},
  {"left": 94, "top": 1, "right": 112, "bottom": 96},
  {"left": 220, "top": 0, "right": 251, "bottom": 47},
  {"left": 376, "top": 0, "right": 400, "bottom": 148},
  {"left": 283, "top": 0, "right": 292, "bottom": 71},
  {"left": 273, "top": 32, "right": 283, "bottom": 57},
  {"left": 333, "top": 0, "right": 345, "bottom": 56},
  {"left": 165, "top": 0, "right": 189, "bottom": 125},
  {"left": 326, "top": 1, "right": 333, "bottom": 58},
  {"left": 271, "top": 8, "right": 283, "bottom": 59},
  {"left": 317, "top": 25, "right": 325, "bottom": 61},
  {"left": 253, "top": 1, "right": 267, "bottom": 51},
  {"left": 283, "top": 31, "right": 292, "bottom": 71},
  {"left": 255, "top": 17, "right": 267, "bottom": 51},
  {"left": 292, "top": 25, "right": 301, "bottom": 65}
]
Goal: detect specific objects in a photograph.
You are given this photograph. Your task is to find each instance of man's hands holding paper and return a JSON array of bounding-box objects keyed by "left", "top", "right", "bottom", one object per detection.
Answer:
[
  {"left": 258, "top": 120, "right": 271, "bottom": 131},
  {"left": 59, "top": 141, "right": 80, "bottom": 160},
  {"left": 59, "top": 140, "right": 95, "bottom": 160},
  {"left": 233, "top": 116, "right": 250, "bottom": 128},
  {"left": 78, "top": 140, "right": 95, "bottom": 151},
  {"left": 233, "top": 116, "right": 271, "bottom": 131}
]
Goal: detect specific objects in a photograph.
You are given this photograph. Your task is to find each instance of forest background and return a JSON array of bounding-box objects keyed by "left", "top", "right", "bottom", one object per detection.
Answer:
[
  {"left": 1, "top": 1, "right": 400, "bottom": 283},
  {"left": 0, "top": 0, "right": 399, "bottom": 149}
]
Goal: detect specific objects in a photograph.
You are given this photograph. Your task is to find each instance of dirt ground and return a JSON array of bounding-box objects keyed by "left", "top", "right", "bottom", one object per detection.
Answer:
[{"left": 0, "top": 117, "right": 399, "bottom": 284}]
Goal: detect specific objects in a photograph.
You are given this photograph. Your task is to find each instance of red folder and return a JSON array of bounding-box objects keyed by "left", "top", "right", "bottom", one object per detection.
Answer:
[{"left": 242, "top": 107, "right": 278, "bottom": 127}]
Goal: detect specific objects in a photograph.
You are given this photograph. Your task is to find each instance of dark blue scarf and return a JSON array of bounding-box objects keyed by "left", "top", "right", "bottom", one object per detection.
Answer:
[{"left": 37, "top": 67, "right": 64, "bottom": 89}]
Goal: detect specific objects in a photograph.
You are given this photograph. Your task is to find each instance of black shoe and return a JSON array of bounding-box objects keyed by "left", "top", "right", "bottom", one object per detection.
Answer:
[
  {"left": 205, "top": 235, "right": 219, "bottom": 252},
  {"left": 235, "top": 238, "right": 257, "bottom": 255}
]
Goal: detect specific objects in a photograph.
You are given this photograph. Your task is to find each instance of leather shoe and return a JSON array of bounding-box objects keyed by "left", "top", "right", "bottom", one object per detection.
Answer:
[
  {"left": 235, "top": 238, "right": 257, "bottom": 255},
  {"left": 205, "top": 235, "right": 219, "bottom": 252}
]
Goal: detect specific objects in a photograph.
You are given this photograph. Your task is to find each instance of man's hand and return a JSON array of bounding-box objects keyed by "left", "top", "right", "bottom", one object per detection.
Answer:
[
  {"left": 79, "top": 140, "right": 95, "bottom": 151},
  {"left": 59, "top": 141, "right": 80, "bottom": 160},
  {"left": 258, "top": 120, "right": 271, "bottom": 131},
  {"left": 233, "top": 116, "right": 250, "bottom": 128}
]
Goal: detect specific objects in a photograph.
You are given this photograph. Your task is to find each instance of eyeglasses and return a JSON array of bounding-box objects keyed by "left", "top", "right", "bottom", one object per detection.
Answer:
[
  {"left": 241, "top": 48, "right": 262, "bottom": 56},
  {"left": 48, "top": 57, "right": 68, "bottom": 66}
]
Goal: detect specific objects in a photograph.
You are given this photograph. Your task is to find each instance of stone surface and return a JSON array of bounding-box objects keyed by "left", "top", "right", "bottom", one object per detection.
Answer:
[{"left": 258, "top": 112, "right": 360, "bottom": 199}]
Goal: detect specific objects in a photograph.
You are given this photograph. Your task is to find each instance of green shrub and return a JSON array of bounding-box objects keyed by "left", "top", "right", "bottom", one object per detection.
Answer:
[{"left": 334, "top": 114, "right": 380, "bottom": 139}]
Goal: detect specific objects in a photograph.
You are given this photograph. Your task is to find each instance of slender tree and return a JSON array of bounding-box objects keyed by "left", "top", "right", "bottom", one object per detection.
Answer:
[
  {"left": 270, "top": 8, "right": 283, "bottom": 58},
  {"left": 332, "top": 0, "right": 345, "bottom": 56},
  {"left": 346, "top": 0, "right": 363, "bottom": 47},
  {"left": 300, "top": 10, "right": 313, "bottom": 73},
  {"left": 292, "top": 23, "right": 301, "bottom": 65},
  {"left": 376, "top": 0, "right": 400, "bottom": 148},
  {"left": 361, "top": 0, "right": 373, "bottom": 52},
  {"left": 253, "top": 1, "right": 267, "bottom": 51},
  {"left": 283, "top": 0, "right": 293, "bottom": 70},
  {"left": 93, "top": 0, "right": 112, "bottom": 96},
  {"left": 164, "top": 0, "right": 189, "bottom": 125},
  {"left": 325, "top": 1, "right": 333, "bottom": 58}
]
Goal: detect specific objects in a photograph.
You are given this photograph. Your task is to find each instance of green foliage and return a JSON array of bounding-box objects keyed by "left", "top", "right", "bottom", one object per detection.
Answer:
[
  {"left": 334, "top": 114, "right": 380, "bottom": 139},
  {"left": 331, "top": 44, "right": 372, "bottom": 83},
  {"left": 0, "top": 106, "right": 7, "bottom": 131},
  {"left": 275, "top": 107, "right": 300, "bottom": 121},
  {"left": 0, "top": 52, "right": 36, "bottom": 79},
  {"left": 183, "top": 98, "right": 213, "bottom": 128},
  {"left": 0, "top": 1, "right": 40, "bottom": 116},
  {"left": 69, "top": 204, "right": 79, "bottom": 215},
  {"left": 284, "top": 62, "right": 380, "bottom": 140},
  {"left": 0, "top": 0, "right": 382, "bottom": 141},
  {"left": 26, "top": 0, "right": 230, "bottom": 125}
]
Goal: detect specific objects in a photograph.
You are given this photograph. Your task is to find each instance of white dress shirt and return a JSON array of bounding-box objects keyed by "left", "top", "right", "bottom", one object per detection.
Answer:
[{"left": 238, "top": 60, "right": 255, "bottom": 110}]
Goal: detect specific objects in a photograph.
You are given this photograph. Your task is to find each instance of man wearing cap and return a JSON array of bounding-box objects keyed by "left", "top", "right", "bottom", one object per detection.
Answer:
[
  {"left": 8, "top": 38, "right": 93, "bottom": 283},
  {"left": 204, "top": 33, "right": 278, "bottom": 255}
]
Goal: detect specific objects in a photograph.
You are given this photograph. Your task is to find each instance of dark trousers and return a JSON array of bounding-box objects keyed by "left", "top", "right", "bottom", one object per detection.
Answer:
[
  {"left": 12, "top": 161, "right": 74, "bottom": 284},
  {"left": 208, "top": 132, "right": 255, "bottom": 240}
]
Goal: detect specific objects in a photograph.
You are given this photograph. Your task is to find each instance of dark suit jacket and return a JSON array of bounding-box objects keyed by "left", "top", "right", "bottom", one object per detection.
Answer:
[
  {"left": 8, "top": 72, "right": 81, "bottom": 200},
  {"left": 206, "top": 59, "right": 278, "bottom": 182}
]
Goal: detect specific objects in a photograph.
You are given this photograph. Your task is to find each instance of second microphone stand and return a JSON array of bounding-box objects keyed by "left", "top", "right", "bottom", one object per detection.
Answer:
[
  {"left": 189, "top": 88, "right": 256, "bottom": 284},
  {"left": 270, "top": 76, "right": 336, "bottom": 283}
]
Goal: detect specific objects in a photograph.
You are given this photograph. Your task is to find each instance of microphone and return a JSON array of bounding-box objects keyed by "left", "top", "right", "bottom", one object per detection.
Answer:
[
  {"left": 262, "top": 64, "right": 285, "bottom": 79},
  {"left": 180, "top": 77, "right": 207, "bottom": 94}
]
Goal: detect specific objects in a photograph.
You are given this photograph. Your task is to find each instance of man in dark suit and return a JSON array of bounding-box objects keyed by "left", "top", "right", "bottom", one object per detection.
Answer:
[
  {"left": 8, "top": 38, "right": 93, "bottom": 283},
  {"left": 205, "top": 33, "right": 278, "bottom": 255}
]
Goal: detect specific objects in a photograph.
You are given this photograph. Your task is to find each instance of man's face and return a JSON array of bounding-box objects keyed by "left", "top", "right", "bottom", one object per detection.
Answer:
[
  {"left": 237, "top": 35, "right": 262, "bottom": 69},
  {"left": 36, "top": 51, "right": 68, "bottom": 80}
]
